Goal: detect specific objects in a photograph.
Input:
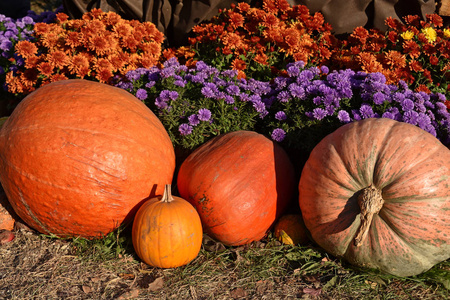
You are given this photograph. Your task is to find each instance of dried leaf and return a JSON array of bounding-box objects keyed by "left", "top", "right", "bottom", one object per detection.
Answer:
[
  {"left": 117, "top": 288, "right": 140, "bottom": 300},
  {"left": 230, "top": 287, "right": 247, "bottom": 299},
  {"left": 303, "top": 287, "right": 322, "bottom": 296},
  {"left": 148, "top": 277, "right": 164, "bottom": 291},
  {"left": 119, "top": 273, "right": 135, "bottom": 280},
  {"left": 81, "top": 285, "right": 91, "bottom": 294},
  {"left": 0, "top": 230, "right": 14, "bottom": 245}
]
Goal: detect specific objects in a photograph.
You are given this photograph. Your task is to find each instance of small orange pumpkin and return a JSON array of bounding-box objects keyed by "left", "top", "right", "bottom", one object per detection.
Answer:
[
  {"left": 132, "top": 184, "right": 203, "bottom": 268},
  {"left": 0, "top": 117, "right": 16, "bottom": 231},
  {"left": 0, "top": 187, "right": 16, "bottom": 231},
  {"left": 273, "top": 214, "right": 310, "bottom": 245}
]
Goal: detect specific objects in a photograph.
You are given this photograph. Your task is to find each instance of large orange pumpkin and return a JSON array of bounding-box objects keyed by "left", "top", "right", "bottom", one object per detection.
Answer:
[
  {"left": 0, "top": 79, "right": 175, "bottom": 238},
  {"left": 299, "top": 118, "right": 450, "bottom": 277},
  {"left": 132, "top": 184, "right": 203, "bottom": 268},
  {"left": 177, "top": 130, "right": 296, "bottom": 246}
]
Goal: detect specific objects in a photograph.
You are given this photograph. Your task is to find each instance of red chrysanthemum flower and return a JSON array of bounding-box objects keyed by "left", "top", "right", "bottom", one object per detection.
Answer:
[{"left": 409, "top": 60, "right": 424, "bottom": 72}]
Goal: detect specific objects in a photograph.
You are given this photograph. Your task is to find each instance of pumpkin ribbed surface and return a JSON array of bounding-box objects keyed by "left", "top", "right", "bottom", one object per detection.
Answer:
[
  {"left": 0, "top": 79, "right": 175, "bottom": 238},
  {"left": 177, "top": 130, "right": 296, "bottom": 246},
  {"left": 299, "top": 118, "right": 450, "bottom": 277}
]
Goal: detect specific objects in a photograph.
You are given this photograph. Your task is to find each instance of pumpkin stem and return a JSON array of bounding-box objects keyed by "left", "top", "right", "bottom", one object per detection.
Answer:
[
  {"left": 161, "top": 184, "right": 174, "bottom": 203},
  {"left": 354, "top": 184, "right": 384, "bottom": 247}
]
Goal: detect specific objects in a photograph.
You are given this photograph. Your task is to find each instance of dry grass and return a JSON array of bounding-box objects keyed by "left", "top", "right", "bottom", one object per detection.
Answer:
[{"left": 1, "top": 224, "right": 448, "bottom": 300}]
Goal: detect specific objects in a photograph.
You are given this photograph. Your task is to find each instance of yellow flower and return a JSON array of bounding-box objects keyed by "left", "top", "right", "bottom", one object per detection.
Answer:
[
  {"left": 444, "top": 28, "right": 450, "bottom": 38},
  {"left": 421, "top": 27, "right": 437, "bottom": 43},
  {"left": 401, "top": 30, "right": 414, "bottom": 40}
]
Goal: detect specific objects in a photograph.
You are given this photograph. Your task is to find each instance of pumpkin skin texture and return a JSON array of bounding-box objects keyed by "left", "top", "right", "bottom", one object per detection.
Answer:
[
  {"left": 177, "top": 130, "right": 296, "bottom": 246},
  {"left": 0, "top": 79, "right": 175, "bottom": 238},
  {"left": 132, "top": 184, "right": 203, "bottom": 268},
  {"left": 299, "top": 118, "right": 450, "bottom": 277},
  {"left": 274, "top": 214, "right": 310, "bottom": 245}
]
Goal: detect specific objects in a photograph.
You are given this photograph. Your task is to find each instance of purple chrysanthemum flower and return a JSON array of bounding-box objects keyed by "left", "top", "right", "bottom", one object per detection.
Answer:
[
  {"left": 287, "top": 65, "right": 301, "bottom": 77},
  {"left": 392, "top": 92, "right": 406, "bottom": 103},
  {"left": 373, "top": 92, "right": 386, "bottom": 105},
  {"left": 198, "top": 108, "right": 212, "bottom": 121},
  {"left": 201, "top": 86, "right": 215, "bottom": 98},
  {"left": 382, "top": 112, "right": 396, "bottom": 120},
  {"left": 401, "top": 99, "right": 415, "bottom": 111},
  {"left": 145, "top": 81, "right": 156, "bottom": 89},
  {"left": 135, "top": 88, "right": 148, "bottom": 101},
  {"left": 277, "top": 90, "right": 291, "bottom": 103},
  {"left": 271, "top": 128, "right": 286, "bottom": 142},
  {"left": 168, "top": 91, "right": 179, "bottom": 100},
  {"left": 155, "top": 97, "right": 168, "bottom": 109},
  {"left": 312, "top": 96, "right": 322, "bottom": 106},
  {"left": 253, "top": 100, "right": 267, "bottom": 114},
  {"left": 224, "top": 95, "right": 235, "bottom": 104},
  {"left": 320, "top": 65, "right": 329, "bottom": 74},
  {"left": 337, "top": 110, "right": 351, "bottom": 123},
  {"left": 226, "top": 84, "right": 240, "bottom": 96},
  {"left": 188, "top": 114, "right": 200, "bottom": 126},
  {"left": 312, "top": 108, "right": 327, "bottom": 120},
  {"left": 125, "top": 70, "right": 141, "bottom": 81},
  {"left": 275, "top": 111, "right": 287, "bottom": 121},
  {"left": 174, "top": 80, "right": 186, "bottom": 87},
  {"left": 402, "top": 110, "right": 419, "bottom": 125},
  {"left": 179, "top": 123, "right": 193, "bottom": 135},
  {"left": 360, "top": 104, "right": 375, "bottom": 118},
  {"left": 288, "top": 83, "right": 305, "bottom": 99}
]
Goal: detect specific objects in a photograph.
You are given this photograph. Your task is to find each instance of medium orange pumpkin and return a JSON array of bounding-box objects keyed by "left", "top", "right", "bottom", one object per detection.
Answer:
[
  {"left": 273, "top": 214, "right": 310, "bottom": 245},
  {"left": 299, "top": 118, "right": 450, "bottom": 277},
  {"left": 132, "top": 184, "right": 203, "bottom": 268},
  {"left": 177, "top": 130, "right": 296, "bottom": 246},
  {"left": 0, "top": 79, "right": 175, "bottom": 238}
]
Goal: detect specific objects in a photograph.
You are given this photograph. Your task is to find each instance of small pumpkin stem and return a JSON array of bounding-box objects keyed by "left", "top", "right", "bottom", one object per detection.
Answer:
[
  {"left": 354, "top": 184, "right": 384, "bottom": 247},
  {"left": 161, "top": 184, "right": 174, "bottom": 203}
]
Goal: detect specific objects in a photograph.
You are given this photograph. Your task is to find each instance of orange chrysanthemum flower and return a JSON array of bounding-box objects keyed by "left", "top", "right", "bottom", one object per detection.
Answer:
[
  {"left": 24, "top": 55, "right": 40, "bottom": 69},
  {"left": 237, "top": 2, "right": 251, "bottom": 12},
  {"left": 114, "top": 22, "right": 133, "bottom": 37},
  {"left": 56, "top": 12, "right": 69, "bottom": 23},
  {"left": 89, "top": 34, "right": 110, "bottom": 55},
  {"left": 384, "top": 50, "right": 406, "bottom": 69},
  {"left": 15, "top": 40, "right": 38, "bottom": 58},
  {"left": 358, "top": 52, "right": 384, "bottom": 73},
  {"left": 33, "top": 23, "right": 51, "bottom": 35},
  {"left": 104, "top": 11, "right": 122, "bottom": 26},
  {"left": 37, "top": 62, "right": 54, "bottom": 77},
  {"left": 48, "top": 50, "right": 69, "bottom": 68},
  {"left": 222, "top": 32, "right": 244, "bottom": 49},
  {"left": 228, "top": 12, "right": 244, "bottom": 28},
  {"left": 262, "top": 14, "right": 279, "bottom": 27},
  {"left": 65, "top": 31, "right": 81, "bottom": 48},
  {"left": 231, "top": 58, "right": 247, "bottom": 71}
]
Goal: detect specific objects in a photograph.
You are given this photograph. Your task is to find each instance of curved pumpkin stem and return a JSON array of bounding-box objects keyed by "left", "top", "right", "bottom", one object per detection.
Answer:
[
  {"left": 161, "top": 184, "right": 174, "bottom": 203},
  {"left": 354, "top": 184, "right": 384, "bottom": 247}
]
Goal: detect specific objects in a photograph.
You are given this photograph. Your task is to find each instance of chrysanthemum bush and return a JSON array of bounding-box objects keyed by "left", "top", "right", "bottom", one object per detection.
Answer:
[
  {"left": 165, "top": 0, "right": 336, "bottom": 81},
  {"left": 168, "top": 0, "right": 450, "bottom": 101},
  {"left": 114, "top": 57, "right": 270, "bottom": 149},
  {"left": 261, "top": 61, "right": 450, "bottom": 152},
  {"left": 331, "top": 14, "right": 450, "bottom": 97},
  {"left": 116, "top": 59, "right": 450, "bottom": 153},
  {"left": 5, "top": 8, "right": 164, "bottom": 95}
]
